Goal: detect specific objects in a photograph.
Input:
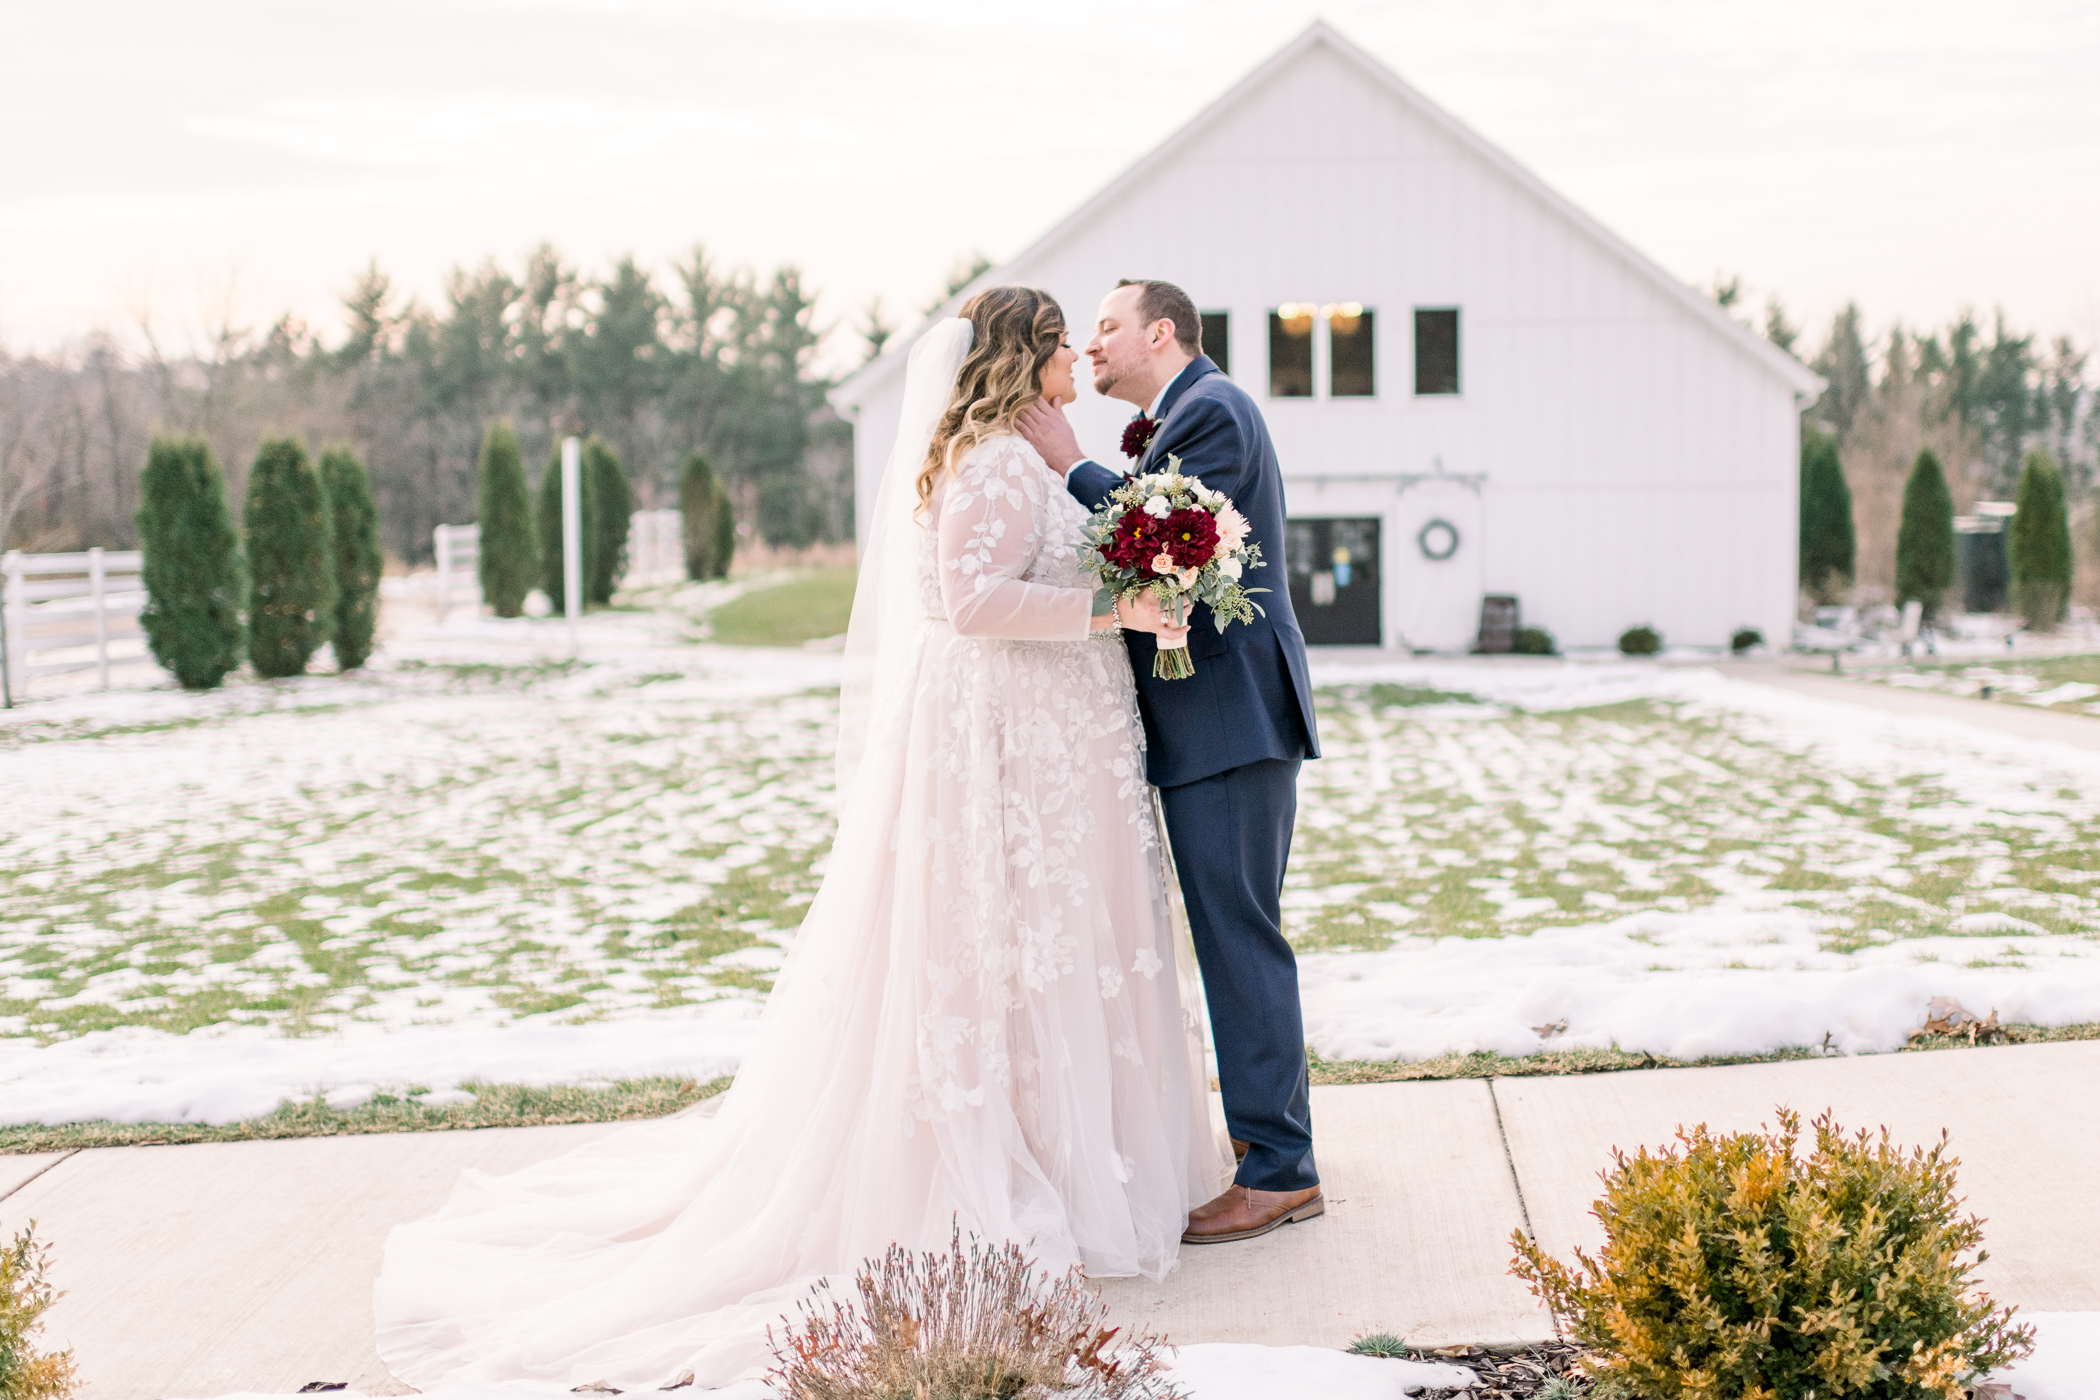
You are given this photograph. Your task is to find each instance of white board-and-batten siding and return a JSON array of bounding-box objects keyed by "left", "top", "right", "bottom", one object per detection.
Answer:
[{"left": 833, "top": 23, "right": 1821, "bottom": 653}]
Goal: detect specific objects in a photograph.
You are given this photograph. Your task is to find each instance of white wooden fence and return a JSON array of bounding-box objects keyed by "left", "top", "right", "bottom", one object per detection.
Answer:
[
  {"left": 431, "top": 511, "right": 684, "bottom": 621},
  {"left": 3, "top": 548, "right": 151, "bottom": 698},
  {"left": 628, "top": 509, "right": 683, "bottom": 585},
  {"left": 432, "top": 522, "right": 481, "bottom": 622}
]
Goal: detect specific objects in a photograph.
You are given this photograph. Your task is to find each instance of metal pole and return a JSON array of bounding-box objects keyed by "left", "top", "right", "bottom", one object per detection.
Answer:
[
  {"left": 90, "top": 546, "right": 108, "bottom": 689},
  {"left": 434, "top": 525, "right": 450, "bottom": 623},
  {"left": 562, "top": 437, "right": 582, "bottom": 658},
  {"left": 0, "top": 551, "right": 15, "bottom": 710}
]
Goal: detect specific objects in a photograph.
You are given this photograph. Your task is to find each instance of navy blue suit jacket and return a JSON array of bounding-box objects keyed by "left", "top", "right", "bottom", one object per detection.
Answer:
[{"left": 1068, "top": 357, "right": 1320, "bottom": 788}]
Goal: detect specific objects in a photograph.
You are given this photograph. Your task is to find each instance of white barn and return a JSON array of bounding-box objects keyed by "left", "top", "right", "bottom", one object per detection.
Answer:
[{"left": 831, "top": 21, "right": 1823, "bottom": 652}]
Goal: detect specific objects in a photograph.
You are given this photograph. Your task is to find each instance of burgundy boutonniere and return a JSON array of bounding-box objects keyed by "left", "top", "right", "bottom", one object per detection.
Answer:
[{"left": 1120, "top": 414, "right": 1160, "bottom": 459}]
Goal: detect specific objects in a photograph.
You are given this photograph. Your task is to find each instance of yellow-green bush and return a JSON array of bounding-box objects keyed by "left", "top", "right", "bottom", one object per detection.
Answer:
[
  {"left": 0, "top": 1224, "right": 75, "bottom": 1400},
  {"left": 1510, "top": 1109, "right": 2031, "bottom": 1400}
]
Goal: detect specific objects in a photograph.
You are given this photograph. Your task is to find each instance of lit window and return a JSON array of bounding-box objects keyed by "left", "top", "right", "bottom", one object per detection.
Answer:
[
  {"left": 1200, "top": 312, "right": 1230, "bottom": 377},
  {"left": 1329, "top": 304, "right": 1374, "bottom": 397},
  {"left": 1414, "top": 309, "right": 1459, "bottom": 395},
  {"left": 1269, "top": 306, "right": 1314, "bottom": 398}
]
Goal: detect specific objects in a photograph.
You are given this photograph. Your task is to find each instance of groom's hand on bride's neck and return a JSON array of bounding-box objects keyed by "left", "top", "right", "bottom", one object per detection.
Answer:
[{"left": 1016, "top": 400, "right": 1085, "bottom": 476}]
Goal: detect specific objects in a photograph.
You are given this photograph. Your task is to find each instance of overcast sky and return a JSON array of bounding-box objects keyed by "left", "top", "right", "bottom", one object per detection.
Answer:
[{"left": 4, "top": 0, "right": 2097, "bottom": 373}]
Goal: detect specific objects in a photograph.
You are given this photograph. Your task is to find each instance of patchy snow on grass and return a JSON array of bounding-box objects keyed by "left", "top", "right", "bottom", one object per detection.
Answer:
[
  {"left": 5, "top": 636, "right": 2100, "bottom": 1127},
  {"left": 3, "top": 627, "right": 840, "bottom": 1124},
  {"left": 1293, "top": 660, "right": 2100, "bottom": 1062},
  {"left": 1847, "top": 654, "right": 2100, "bottom": 715}
]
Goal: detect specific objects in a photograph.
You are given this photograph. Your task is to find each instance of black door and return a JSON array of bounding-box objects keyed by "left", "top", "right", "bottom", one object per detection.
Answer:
[{"left": 1285, "top": 517, "right": 1381, "bottom": 645}]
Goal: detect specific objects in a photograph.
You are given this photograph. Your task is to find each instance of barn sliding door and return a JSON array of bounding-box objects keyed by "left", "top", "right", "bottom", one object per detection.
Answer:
[{"left": 1285, "top": 517, "right": 1382, "bottom": 646}]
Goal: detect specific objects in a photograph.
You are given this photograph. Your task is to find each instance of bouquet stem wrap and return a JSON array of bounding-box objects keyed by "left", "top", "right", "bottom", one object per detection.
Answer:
[{"left": 1152, "top": 596, "right": 1193, "bottom": 679}]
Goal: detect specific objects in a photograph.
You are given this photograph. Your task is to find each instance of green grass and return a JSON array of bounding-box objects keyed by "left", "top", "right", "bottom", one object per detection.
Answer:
[
  {"left": 708, "top": 568, "right": 857, "bottom": 647},
  {"left": 1306, "top": 1020, "right": 2100, "bottom": 1087},
  {"left": 0, "top": 1075, "right": 732, "bottom": 1154}
]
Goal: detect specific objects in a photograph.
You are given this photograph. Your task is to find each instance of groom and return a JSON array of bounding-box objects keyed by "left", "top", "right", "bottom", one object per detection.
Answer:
[{"left": 1017, "top": 279, "right": 1323, "bottom": 1244}]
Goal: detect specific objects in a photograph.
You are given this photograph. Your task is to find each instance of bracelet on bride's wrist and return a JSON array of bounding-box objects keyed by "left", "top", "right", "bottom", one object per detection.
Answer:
[{"left": 1110, "top": 599, "right": 1123, "bottom": 633}]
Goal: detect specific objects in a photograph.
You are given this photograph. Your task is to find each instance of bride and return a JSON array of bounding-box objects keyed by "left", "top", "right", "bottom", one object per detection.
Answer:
[{"left": 375, "top": 286, "right": 1234, "bottom": 1391}]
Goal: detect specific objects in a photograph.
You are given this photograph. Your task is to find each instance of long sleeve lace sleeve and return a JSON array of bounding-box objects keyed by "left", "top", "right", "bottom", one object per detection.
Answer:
[{"left": 936, "top": 440, "right": 1094, "bottom": 642}]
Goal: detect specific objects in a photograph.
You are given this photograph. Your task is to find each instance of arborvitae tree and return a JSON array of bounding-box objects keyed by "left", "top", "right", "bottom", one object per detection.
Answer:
[
  {"left": 2010, "top": 449, "right": 2073, "bottom": 629},
  {"left": 136, "top": 436, "right": 244, "bottom": 689},
  {"left": 1894, "top": 449, "right": 1958, "bottom": 621},
  {"left": 757, "top": 471, "right": 824, "bottom": 549},
  {"left": 584, "top": 436, "right": 631, "bottom": 604},
  {"left": 538, "top": 443, "right": 595, "bottom": 613},
  {"left": 678, "top": 452, "right": 732, "bottom": 580},
  {"left": 319, "top": 448, "right": 381, "bottom": 670},
  {"left": 1797, "top": 426, "right": 1855, "bottom": 603},
  {"left": 245, "top": 437, "right": 337, "bottom": 678},
  {"left": 475, "top": 420, "right": 536, "bottom": 618},
  {"left": 714, "top": 479, "right": 738, "bottom": 577}
]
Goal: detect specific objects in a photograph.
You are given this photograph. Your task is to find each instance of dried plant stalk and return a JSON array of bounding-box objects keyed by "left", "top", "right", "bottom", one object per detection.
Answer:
[{"left": 767, "top": 1226, "right": 1184, "bottom": 1400}]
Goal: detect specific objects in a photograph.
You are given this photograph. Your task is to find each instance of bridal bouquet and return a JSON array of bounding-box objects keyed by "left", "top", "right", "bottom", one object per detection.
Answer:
[{"left": 1080, "top": 455, "right": 1266, "bottom": 680}]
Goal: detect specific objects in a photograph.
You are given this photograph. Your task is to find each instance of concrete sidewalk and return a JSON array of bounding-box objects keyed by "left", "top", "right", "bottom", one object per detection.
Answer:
[
  {"left": 1720, "top": 659, "right": 2100, "bottom": 752},
  {"left": 6, "top": 1041, "right": 2097, "bottom": 1398}
]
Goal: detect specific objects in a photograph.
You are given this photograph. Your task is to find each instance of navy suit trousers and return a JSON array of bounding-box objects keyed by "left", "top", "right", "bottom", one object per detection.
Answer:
[{"left": 1157, "top": 756, "right": 1318, "bottom": 1192}]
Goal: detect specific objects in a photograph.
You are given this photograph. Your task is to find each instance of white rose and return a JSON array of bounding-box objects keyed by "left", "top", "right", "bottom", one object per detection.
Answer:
[
  {"left": 1222, "top": 557, "right": 1243, "bottom": 580},
  {"left": 1143, "top": 495, "right": 1171, "bottom": 518}
]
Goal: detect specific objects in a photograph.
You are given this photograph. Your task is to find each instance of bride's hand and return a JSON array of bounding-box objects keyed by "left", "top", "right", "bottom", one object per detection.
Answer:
[
  {"left": 1120, "top": 590, "right": 1190, "bottom": 644},
  {"left": 1015, "top": 400, "right": 1085, "bottom": 475}
]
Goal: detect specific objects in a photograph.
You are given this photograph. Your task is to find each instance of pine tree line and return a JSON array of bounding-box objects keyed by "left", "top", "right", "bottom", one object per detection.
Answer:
[
  {"left": 1754, "top": 291, "right": 2097, "bottom": 620},
  {"left": 135, "top": 436, "right": 383, "bottom": 688},
  {"left": 2, "top": 243, "right": 858, "bottom": 565}
]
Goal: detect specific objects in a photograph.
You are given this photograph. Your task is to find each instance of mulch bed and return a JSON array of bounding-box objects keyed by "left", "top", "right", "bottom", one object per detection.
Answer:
[
  {"left": 1397, "top": 1341, "right": 1589, "bottom": 1397},
  {"left": 1392, "top": 1342, "right": 2019, "bottom": 1398}
]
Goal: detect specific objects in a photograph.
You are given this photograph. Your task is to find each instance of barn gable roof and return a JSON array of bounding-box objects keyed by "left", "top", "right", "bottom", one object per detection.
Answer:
[{"left": 833, "top": 19, "right": 1824, "bottom": 409}]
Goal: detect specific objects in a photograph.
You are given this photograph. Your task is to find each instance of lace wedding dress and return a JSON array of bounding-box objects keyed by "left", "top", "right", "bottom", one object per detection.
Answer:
[{"left": 374, "top": 321, "right": 1231, "bottom": 1392}]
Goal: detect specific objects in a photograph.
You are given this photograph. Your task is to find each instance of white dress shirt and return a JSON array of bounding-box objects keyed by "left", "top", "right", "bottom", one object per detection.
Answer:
[{"left": 1063, "top": 366, "right": 1187, "bottom": 484}]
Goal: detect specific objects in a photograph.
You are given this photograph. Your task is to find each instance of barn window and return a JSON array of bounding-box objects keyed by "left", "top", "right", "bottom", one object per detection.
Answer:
[
  {"left": 1414, "top": 308, "right": 1460, "bottom": 395},
  {"left": 1328, "top": 304, "right": 1374, "bottom": 397},
  {"left": 1268, "top": 306, "right": 1314, "bottom": 397},
  {"left": 1200, "top": 312, "right": 1230, "bottom": 377}
]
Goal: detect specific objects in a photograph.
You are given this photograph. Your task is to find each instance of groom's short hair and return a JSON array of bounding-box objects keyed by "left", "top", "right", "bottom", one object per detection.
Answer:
[{"left": 1115, "top": 279, "right": 1201, "bottom": 355}]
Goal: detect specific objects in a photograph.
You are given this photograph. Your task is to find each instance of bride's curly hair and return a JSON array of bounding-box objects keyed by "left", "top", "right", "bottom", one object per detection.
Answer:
[{"left": 917, "top": 286, "right": 1067, "bottom": 516}]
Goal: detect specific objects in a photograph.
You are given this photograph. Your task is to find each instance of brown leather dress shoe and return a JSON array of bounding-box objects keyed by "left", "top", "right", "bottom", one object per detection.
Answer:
[{"left": 1182, "top": 1184, "right": 1324, "bottom": 1244}]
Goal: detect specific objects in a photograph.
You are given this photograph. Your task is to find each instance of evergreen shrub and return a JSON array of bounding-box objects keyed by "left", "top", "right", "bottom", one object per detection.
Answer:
[
  {"left": 1511, "top": 1109, "right": 2033, "bottom": 1400},
  {"left": 758, "top": 471, "right": 825, "bottom": 549},
  {"left": 319, "top": 448, "right": 381, "bottom": 670},
  {"left": 537, "top": 443, "right": 594, "bottom": 614},
  {"left": 1798, "top": 426, "right": 1856, "bottom": 603},
  {"left": 1731, "top": 626, "right": 1765, "bottom": 654},
  {"left": 585, "top": 437, "right": 632, "bottom": 604},
  {"left": 678, "top": 452, "right": 734, "bottom": 581},
  {"left": 2009, "top": 449, "right": 2072, "bottom": 630},
  {"left": 0, "top": 1223, "right": 76, "bottom": 1400},
  {"left": 475, "top": 420, "right": 536, "bottom": 618},
  {"left": 136, "top": 436, "right": 244, "bottom": 690},
  {"left": 245, "top": 437, "right": 336, "bottom": 679},
  {"left": 1618, "top": 624, "right": 1662, "bottom": 656},
  {"left": 714, "top": 479, "right": 738, "bottom": 576},
  {"left": 1512, "top": 626, "right": 1556, "bottom": 655},
  {"left": 1895, "top": 450, "right": 1958, "bottom": 621}
]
